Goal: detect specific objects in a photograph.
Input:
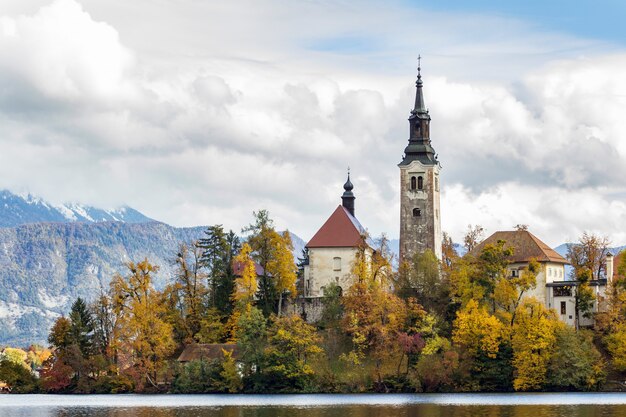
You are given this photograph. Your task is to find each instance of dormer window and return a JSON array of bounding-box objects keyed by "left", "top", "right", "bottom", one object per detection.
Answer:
[
  {"left": 410, "top": 176, "right": 417, "bottom": 190},
  {"left": 413, "top": 208, "right": 421, "bottom": 217},
  {"left": 418, "top": 176, "right": 424, "bottom": 190}
]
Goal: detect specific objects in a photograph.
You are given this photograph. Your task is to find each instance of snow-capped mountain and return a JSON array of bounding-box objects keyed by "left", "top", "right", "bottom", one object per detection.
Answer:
[
  {"left": 0, "top": 190, "right": 309, "bottom": 346},
  {"left": 0, "top": 190, "right": 152, "bottom": 227}
]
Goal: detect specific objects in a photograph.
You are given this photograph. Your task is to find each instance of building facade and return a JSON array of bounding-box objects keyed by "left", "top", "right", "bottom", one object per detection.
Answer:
[
  {"left": 399, "top": 63, "right": 442, "bottom": 264},
  {"left": 471, "top": 230, "right": 611, "bottom": 327}
]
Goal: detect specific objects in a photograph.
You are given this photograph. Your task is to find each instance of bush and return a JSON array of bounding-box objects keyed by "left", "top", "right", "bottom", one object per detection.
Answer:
[{"left": 0, "top": 359, "right": 39, "bottom": 393}]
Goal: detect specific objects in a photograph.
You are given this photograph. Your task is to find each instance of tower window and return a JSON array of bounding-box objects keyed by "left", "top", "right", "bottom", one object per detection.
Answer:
[
  {"left": 333, "top": 257, "right": 341, "bottom": 271},
  {"left": 410, "top": 176, "right": 417, "bottom": 190},
  {"left": 435, "top": 177, "right": 439, "bottom": 191},
  {"left": 413, "top": 208, "right": 421, "bottom": 217},
  {"left": 418, "top": 176, "right": 424, "bottom": 190}
]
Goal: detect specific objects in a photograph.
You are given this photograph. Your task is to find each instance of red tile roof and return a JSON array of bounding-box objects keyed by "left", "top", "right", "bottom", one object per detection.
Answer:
[
  {"left": 232, "top": 260, "right": 264, "bottom": 276},
  {"left": 306, "top": 205, "right": 365, "bottom": 248},
  {"left": 469, "top": 230, "right": 568, "bottom": 264}
]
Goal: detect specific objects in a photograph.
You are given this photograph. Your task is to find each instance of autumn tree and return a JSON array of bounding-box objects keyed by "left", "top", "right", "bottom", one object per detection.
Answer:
[
  {"left": 164, "top": 242, "right": 208, "bottom": 343},
  {"left": 235, "top": 306, "right": 267, "bottom": 383},
  {"left": 494, "top": 259, "right": 539, "bottom": 326},
  {"left": 463, "top": 224, "right": 485, "bottom": 253},
  {"left": 441, "top": 231, "right": 459, "bottom": 274},
  {"left": 567, "top": 232, "right": 611, "bottom": 281},
  {"left": 510, "top": 300, "right": 561, "bottom": 391},
  {"left": 231, "top": 243, "right": 258, "bottom": 310},
  {"left": 243, "top": 210, "right": 277, "bottom": 315},
  {"left": 243, "top": 210, "right": 298, "bottom": 316},
  {"left": 261, "top": 314, "right": 323, "bottom": 391},
  {"left": 342, "top": 237, "right": 409, "bottom": 384},
  {"left": 110, "top": 259, "right": 175, "bottom": 390},
  {"left": 267, "top": 230, "right": 297, "bottom": 316}
]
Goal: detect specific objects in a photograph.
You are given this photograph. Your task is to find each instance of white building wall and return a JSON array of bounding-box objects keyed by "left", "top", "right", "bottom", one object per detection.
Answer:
[{"left": 303, "top": 247, "right": 359, "bottom": 298}]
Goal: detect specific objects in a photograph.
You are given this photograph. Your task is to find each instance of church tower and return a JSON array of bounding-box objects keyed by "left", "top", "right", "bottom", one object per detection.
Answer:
[{"left": 399, "top": 59, "right": 442, "bottom": 264}]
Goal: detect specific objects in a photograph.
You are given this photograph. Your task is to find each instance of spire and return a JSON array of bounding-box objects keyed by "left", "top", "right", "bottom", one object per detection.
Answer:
[
  {"left": 341, "top": 168, "right": 355, "bottom": 217},
  {"left": 413, "top": 55, "right": 426, "bottom": 114},
  {"left": 400, "top": 56, "right": 437, "bottom": 166}
]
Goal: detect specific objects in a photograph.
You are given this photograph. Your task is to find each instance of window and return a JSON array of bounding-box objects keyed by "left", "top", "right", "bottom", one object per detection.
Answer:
[
  {"left": 418, "top": 176, "right": 424, "bottom": 190},
  {"left": 435, "top": 177, "right": 439, "bottom": 191},
  {"left": 410, "top": 176, "right": 417, "bottom": 190},
  {"left": 510, "top": 269, "right": 518, "bottom": 277},
  {"left": 553, "top": 286, "right": 572, "bottom": 297},
  {"left": 413, "top": 208, "right": 421, "bottom": 217},
  {"left": 560, "top": 301, "right": 566, "bottom": 315},
  {"left": 333, "top": 257, "right": 341, "bottom": 271}
]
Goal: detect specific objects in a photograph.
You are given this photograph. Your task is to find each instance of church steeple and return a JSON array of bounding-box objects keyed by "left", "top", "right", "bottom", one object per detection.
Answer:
[
  {"left": 400, "top": 56, "right": 437, "bottom": 166},
  {"left": 413, "top": 56, "right": 426, "bottom": 114},
  {"left": 341, "top": 169, "right": 355, "bottom": 217}
]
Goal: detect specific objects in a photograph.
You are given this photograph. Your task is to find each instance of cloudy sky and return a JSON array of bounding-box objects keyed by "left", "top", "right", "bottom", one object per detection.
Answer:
[{"left": 1, "top": 0, "right": 626, "bottom": 247}]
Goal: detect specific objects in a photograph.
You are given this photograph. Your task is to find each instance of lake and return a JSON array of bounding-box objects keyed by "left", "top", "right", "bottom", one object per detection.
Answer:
[{"left": 2, "top": 393, "right": 626, "bottom": 417}]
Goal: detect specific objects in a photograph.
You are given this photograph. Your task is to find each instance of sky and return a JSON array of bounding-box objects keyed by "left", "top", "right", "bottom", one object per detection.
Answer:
[{"left": 1, "top": 0, "right": 626, "bottom": 247}]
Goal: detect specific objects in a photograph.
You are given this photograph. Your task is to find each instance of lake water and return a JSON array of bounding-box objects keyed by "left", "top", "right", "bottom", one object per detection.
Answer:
[{"left": 2, "top": 393, "right": 626, "bottom": 417}]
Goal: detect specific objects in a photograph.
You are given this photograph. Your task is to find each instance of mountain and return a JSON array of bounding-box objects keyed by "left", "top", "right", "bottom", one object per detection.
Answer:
[
  {"left": 0, "top": 190, "right": 152, "bottom": 227},
  {"left": 0, "top": 190, "right": 308, "bottom": 346},
  {"left": 0, "top": 221, "right": 206, "bottom": 346}
]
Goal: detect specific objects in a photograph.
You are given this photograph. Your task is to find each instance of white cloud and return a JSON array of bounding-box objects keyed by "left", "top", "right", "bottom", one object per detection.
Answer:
[{"left": 0, "top": 0, "right": 625, "bottom": 249}]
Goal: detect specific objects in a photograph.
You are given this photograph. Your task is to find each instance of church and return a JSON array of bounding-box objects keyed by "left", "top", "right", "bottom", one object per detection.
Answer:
[{"left": 296, "top": 64, "right": 442, "bottom": 319}]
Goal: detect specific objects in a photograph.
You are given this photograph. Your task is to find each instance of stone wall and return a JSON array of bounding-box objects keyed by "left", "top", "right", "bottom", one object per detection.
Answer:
[{"left": 399, "top": 159, "right": 442, "bottom": 263}]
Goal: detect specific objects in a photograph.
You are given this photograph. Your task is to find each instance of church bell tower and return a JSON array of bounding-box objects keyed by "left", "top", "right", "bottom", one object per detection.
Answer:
[{"left": 399, "top": 58, "right": 442, "bottom": 264}]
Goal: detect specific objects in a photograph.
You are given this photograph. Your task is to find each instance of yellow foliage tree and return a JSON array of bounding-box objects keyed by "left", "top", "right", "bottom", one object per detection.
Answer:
[
  {"left": 606, "top": 322, "right": 626, "bottom": 372},
  {"left": 110, "top": 259, "right": 175, "bottom": 389},
  {"left": 266, "top": 230, "right": 297, "bottom": 316},
  {"left": 452, "top": 299, "right": 506, "bottom": 359},
  {"left": 511, "top": 299, "right": 561, "bottom": 391},
  {"left": 231, "top": 243, "right": 258, "bottom": 310}
]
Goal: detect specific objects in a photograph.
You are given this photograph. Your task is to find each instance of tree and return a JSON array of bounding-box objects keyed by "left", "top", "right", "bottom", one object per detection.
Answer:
[
  {"left": 235, "top": 306, "right": 267, "bottom": 382},
  {"left": 441, "top": 232, "right": 459, "bottom": 273},
  {"left": 48, "top": 316, "right": 72, "bottom": 352},
  {"left": 452, "top": 299, "right": 505, "bottom": 360},
  {"left": 494, "top": 259, "right": 538, "bottom": 326},
  {"left": 266, "top": 230, "right": 297, "bottom": 316},
  {"left": 510, "top": 300, "right": 560, "bottom": 391},
  {"left": 463, "top": 224, "right": 484, "bottom": 253},
  {"left": 567, "top": 232, "right": 610, "bottom": 281},
  {"left": 110, "top": 259, "right": 175, "bottom": 389},
  {"left": 0, "top": 359, "right": 39, "bottom": 393},
  {"left": 396, "top": 249, "right": 446, "bottom": 316},
  {"left": 243, "top": 210, "right": 277, "bottom": 316},
  {"left": 232, "top": 243, "right": 258, "bottom": 310},
  {"left": 69, "top": 297, "right": 95, "bottom": 357},
  {"left": 91, "top": 291, "right": 116, "bottom": 360},
  {"left": 198, "top": 225, "right": 241, "bottom": 313},
  {"left": 262, "top": 315, "right": 323, "bottom": 391},
  {"left": 165, "top": 242, "right": 208, "bottom": 343},
  {"left": 547, "top": 327, "right": 605, "bottom": 391},
  {"left": 606, "top": 322, "right": 626, "bottom": 372},
  {"left": 342, "top": 242, "right": 408, "bottom": 384}
]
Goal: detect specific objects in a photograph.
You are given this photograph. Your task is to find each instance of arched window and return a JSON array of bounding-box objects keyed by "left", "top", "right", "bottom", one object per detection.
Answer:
[
  {"left": 333, "top": 257, "right": 341, "bottom": 271},
  {"left": 417, "top": 176, "right": 424, "bottom": 190},
  {"left": 410, "top": 176, "right": 416, "bottom": 190},
  {"left": 413, "top": 208, "right": 421, "bottom": 217}
]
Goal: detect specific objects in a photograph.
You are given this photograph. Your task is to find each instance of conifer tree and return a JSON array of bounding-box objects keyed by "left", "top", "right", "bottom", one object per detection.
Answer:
[{"left": 68, "top": 297, "right": 95, "bottom": 357}]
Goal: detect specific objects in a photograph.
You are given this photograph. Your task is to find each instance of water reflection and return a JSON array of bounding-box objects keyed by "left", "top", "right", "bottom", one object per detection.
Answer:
[{"left": 2, "top": 404, "right": 624, "bottom": 417}]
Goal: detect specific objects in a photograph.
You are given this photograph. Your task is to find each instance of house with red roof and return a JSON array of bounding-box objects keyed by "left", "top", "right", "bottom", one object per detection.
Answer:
[
  {"left": 470, "top": 230, "right": 613, "bottom": 327},
  {"left": 302, "top": 173, "right": 369, "bottom": 299}
]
